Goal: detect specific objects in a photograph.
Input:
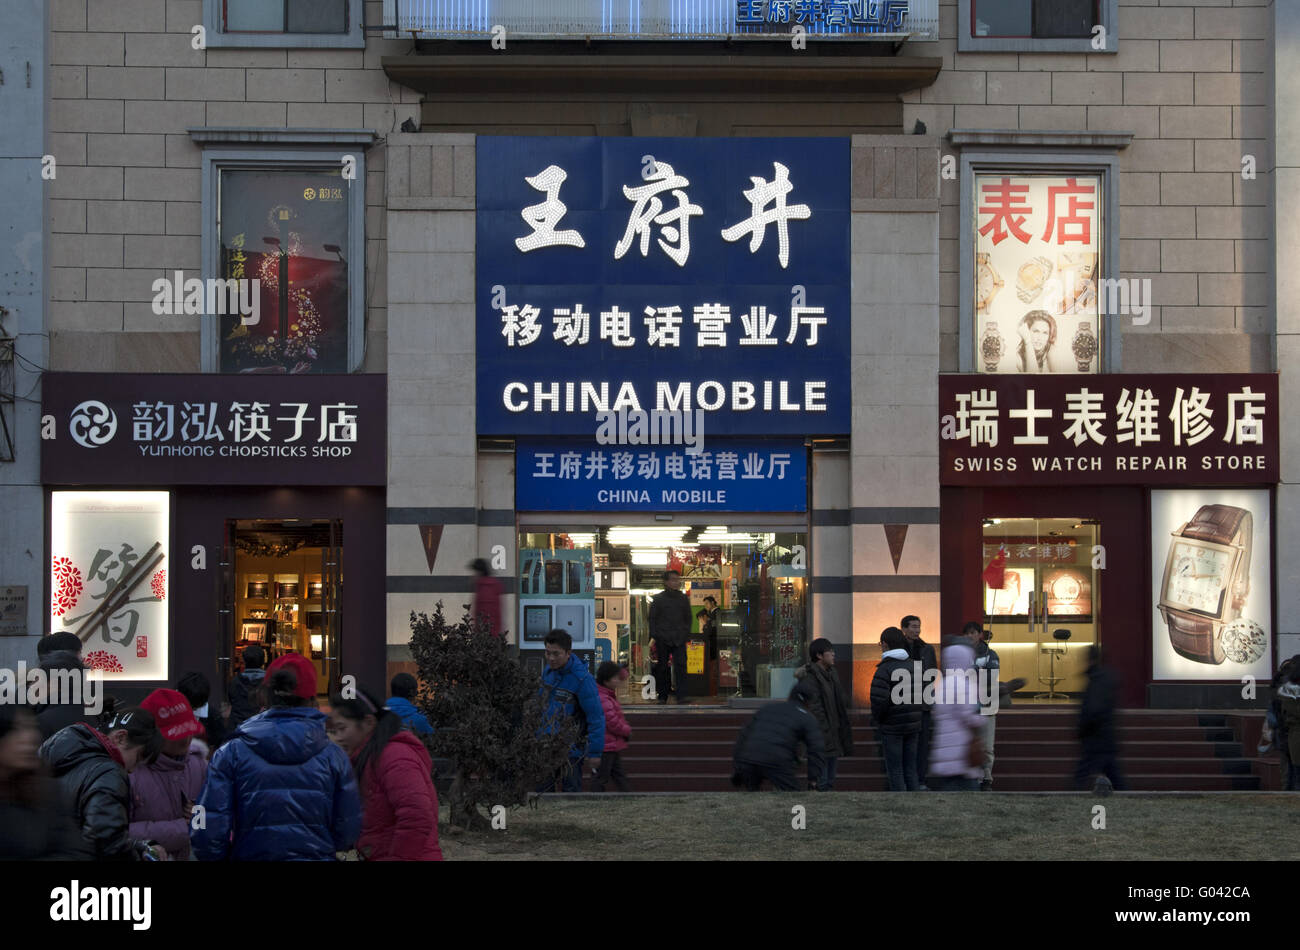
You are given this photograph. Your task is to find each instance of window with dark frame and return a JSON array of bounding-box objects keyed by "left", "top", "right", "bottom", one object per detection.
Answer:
[
  {"left": 972, "top": 0, "right": 1099, "bottom": 39},
  {"left": 217, "top": 167, "right": 350, "bottom": 374},
  {"left": 224, "top": 0, "right": 348, "bottom": 34}
]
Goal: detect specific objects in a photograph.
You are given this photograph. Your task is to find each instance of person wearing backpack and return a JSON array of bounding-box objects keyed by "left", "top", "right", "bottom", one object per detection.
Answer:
[{"left": 537, "top": 629, "right": 605, "bottom": 792}]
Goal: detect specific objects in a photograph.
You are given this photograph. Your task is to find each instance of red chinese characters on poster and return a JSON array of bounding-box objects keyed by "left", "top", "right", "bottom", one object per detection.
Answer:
[{"left": 974, "top": 175, "right": 1102, "bottom": 376}]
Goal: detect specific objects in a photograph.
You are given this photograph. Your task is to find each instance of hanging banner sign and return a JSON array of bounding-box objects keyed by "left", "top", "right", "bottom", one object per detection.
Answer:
[{"left": 477, "top": 136, "right": 851, "bottom": 437}]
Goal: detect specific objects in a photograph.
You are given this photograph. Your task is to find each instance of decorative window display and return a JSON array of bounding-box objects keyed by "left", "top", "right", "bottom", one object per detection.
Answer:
[
  {"left": 973, "top": 174, "right": 1102, "bottom": 375},
  {"left": 1151, "top": 489, "right": 1272, "bottom": 680},
  {"left": 50, "top": 491, "right": 169, "bottom": 680},
  {"left": 219, "top": 168, "right": 349, "bottom": 374}
]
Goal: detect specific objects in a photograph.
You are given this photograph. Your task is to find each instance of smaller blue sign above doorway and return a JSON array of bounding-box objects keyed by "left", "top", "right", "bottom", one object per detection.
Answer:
[{"left": 516, "top": 440, "right": 807, "bottom": 512}]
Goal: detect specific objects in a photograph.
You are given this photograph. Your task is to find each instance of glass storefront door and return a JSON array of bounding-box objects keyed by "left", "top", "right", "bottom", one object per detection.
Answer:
[
  {"left": 981, "top": 517, "right": 1099, "bottom": 702},
  {"left": 518, "top": 524, "right": 807, "bottom": 702}
]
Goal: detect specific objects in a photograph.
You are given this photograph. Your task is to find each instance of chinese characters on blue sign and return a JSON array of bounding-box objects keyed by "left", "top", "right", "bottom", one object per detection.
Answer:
[
  {"left": 735, "top": 0, "right": 908, "bottom": 31},
  {"left": 476, "top": 137, "right": 851, "bottom": 437},
  {"left": 516, "top": 440, "right": 808, "bottom": 512}
]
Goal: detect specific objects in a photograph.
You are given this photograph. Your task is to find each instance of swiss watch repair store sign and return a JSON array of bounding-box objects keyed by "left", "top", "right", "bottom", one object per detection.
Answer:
[{"left": 476, "top": 136, "right": 851, "bottom": 437}]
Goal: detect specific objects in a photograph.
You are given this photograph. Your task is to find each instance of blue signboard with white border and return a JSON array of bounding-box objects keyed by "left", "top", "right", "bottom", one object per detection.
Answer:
[
  {"left": 476, "top": 136, "right": 851, "bottom": 437},
  {"left": 516, "top": 439, "right": 808, "bottom": 512}
]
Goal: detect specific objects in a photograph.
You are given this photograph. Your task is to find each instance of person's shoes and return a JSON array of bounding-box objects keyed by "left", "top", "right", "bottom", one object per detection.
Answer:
[
  {"left": 1093, "top": 775, "right": 1114, "bottom": 797},
  {"left": 656, "top": 697, "right": 668, "bottom": 705},
  {"left": 1256, "top": 740, "right": 1273, "bottom": 754},
  {"left": 979, "top": 780, "right": 993, "bottom": 791},
  {"left": 918, "top": 784, "right": 930, "bottom": 791}
]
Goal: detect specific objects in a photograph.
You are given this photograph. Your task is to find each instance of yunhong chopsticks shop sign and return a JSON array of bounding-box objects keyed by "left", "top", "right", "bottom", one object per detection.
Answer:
[
  {"left": 41, "top": 374, "right": 386, "bottom": 486},
  {"left": 939, "top": 375, "right": 1278, "bottom": 486},
  {"left": 475, "top": 137, "right": 851, "bottom": 437}
]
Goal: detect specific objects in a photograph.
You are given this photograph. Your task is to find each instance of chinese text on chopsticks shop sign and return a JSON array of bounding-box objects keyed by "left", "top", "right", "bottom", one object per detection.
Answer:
[
  {"left": 939, "top": 375, "right": 1278, "bottom": 486},
  {"left": 476, "top": 137, "right": 851, "bottom": 437}
]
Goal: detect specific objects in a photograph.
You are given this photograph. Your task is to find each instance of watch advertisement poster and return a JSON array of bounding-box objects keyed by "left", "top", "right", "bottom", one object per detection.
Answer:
[
  {"left": 1151, "top": 489, "right": 1272, "bottom": 680},
  {"left": 984, "top": 566, "right": 1033, "bottom": 617},
  {"left": 974, "top": 174, "right": 1101, "bottom": 375}
]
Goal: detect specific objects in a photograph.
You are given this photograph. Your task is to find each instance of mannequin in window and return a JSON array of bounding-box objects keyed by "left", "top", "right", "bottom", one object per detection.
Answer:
[{"left": 1016, "top": 310, "right": 1059, "bottom": 373}]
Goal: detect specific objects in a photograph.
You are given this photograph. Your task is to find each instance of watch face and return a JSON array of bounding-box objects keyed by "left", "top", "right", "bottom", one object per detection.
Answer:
[
  {"left": 981, "top": 330, "right": 1003, "bottom": 360},
  {"left": 1221, "top": 618, "right": 1267, "bottom": 664},
  {"left": 1072, "top": 327, "right": 1098, "bottom": 361},
  {"left": 1051, "top": 574, "right": 1081, "bottom": 602},
  {"left": 1164, "top": 540, "right": 1233, "bottom": 614}
]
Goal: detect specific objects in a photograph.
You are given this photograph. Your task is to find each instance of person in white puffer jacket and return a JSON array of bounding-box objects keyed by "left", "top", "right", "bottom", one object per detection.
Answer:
[{"left": 928, "top": 633, "right": 984, "bottom": 792}]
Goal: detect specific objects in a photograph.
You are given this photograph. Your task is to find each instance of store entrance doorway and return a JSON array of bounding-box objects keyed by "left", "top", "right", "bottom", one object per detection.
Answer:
[
  {"left": 981, "top": 516, "right": 1099, "bottom": 703},
  {"left": 222, "top": 519, "right": 342, "bottom": 700}
]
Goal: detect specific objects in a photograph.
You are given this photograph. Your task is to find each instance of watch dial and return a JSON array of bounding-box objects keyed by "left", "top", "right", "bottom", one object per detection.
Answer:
[
  {"left": 1051, "top": 575, "right": 1080, "bottom": 602},
  {"left": 1165, "top": 541, "right": 1231, "bottom": 613},
  {"left": 1221, "top": 618, "right": 1266, "bottom": 664}
]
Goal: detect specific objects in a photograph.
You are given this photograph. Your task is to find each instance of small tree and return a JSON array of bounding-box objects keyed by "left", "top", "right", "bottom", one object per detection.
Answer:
[{"left": 409, "top": 604, "right": 578, "bottom": 830}]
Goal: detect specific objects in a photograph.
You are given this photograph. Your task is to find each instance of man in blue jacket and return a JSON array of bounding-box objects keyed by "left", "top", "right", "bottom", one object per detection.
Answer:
[{"left": 538, "top": 629, "right": 605, "bottom": 793}]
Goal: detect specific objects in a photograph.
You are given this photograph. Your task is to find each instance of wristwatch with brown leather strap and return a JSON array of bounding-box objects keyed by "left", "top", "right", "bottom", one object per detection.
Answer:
[{"left": 1157, "top": 504, "right": 1252, "bottom": 665}]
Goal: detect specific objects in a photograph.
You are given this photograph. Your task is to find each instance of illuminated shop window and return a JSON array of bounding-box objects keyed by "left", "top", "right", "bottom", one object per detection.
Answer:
[{"left": 50, "top": 492, "right": 170, "bottom": 682}]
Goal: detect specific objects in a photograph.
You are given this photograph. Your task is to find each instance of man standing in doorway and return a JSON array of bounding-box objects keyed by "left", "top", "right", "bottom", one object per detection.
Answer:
[
  {"left": 649, "top": 570, "right": 693, "bottom": 704},
  {"left": 902, "top": 615, "right": 937, "bottom": 789}
]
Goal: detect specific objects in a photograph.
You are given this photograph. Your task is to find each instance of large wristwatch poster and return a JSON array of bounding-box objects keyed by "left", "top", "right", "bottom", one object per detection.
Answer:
[
  {"left": 1151, "top": 489, "right": 1272, "bottom": 680},
  {"left": 974, "top": 174, "right": 1101, "bottom": 375}
]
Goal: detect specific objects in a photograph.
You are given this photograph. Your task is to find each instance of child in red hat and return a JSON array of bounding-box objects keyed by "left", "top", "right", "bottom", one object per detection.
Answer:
[{"left": 128, "top": 689, "right": 208, "bottom": 860}]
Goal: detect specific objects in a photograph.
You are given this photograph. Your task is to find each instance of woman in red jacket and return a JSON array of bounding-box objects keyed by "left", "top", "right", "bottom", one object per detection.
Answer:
[
  {"left": 329, "top": 688, "right": 443, "bottom": 861},
  {"left": 592, "top": 662, "right": 631, "bottom": 792}
]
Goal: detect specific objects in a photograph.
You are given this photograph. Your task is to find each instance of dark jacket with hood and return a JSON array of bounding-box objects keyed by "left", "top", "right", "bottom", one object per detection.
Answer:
[
  {"left": 39, "top": 723, "right": 149, "bottom": 860},
  {"left": 793, "top": 661, "right": 854, "bottom": 757},
  {"left": 869, "top": 648, "right": 923, "bottom": 736},
  {"left": 226, "top": 667, "right": 265, "bottom": 729},
  {"left": 191, "top": 706, "right": 361, "bottom": 861},
  {"left": 732, "top": 700, "right": 826, "bottom": 776},
  {"left": 648, "top": 587, "right": 693, "bottom": 646}
]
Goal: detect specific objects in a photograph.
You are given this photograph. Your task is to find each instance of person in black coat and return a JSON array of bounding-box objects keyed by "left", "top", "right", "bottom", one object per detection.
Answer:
[
  {"left": 793, "top": 637, "right": 854, "bottom": 790},
  {"left": 870, "top": 626, "right": 923, "bottom": 791},
  {"left": 731, "top": 689, "right": 825, "bottom": 791},
  {"left": 227, "top": 644, "right": 268, "bottom": 730},
  {"left": 35, "top": 650, "right": 96, "bottom": 741},
  {"left": 39, "top": 707, "right": 165, "bottom": 860},
  {"left": 177, "top": 670, "right": 227, "bottom": 750},
  {"left": 901, "top": 615, "right": 937, "bottom": 788},
  {"left": 648, "top": 570, "right": 693, "bottom": 704},
  {"left": 0, "top": 704, "right": 81, "bottom": 860},
  {"left": 1075, "top": 646, "right": 1125, "bottom": 793}
]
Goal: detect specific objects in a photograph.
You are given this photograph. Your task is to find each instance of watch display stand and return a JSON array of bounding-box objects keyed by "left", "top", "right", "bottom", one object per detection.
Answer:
[{"left": 1035, "top": 628, "right": 1072, "bottom": 700}]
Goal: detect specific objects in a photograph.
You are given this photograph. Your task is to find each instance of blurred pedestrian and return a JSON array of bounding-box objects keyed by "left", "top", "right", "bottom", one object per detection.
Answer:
[
  {"left": 128, "top": 689, "right": 208, "bottom": 860},
  {"left": 39, "top": 707, "right": 166, "bottom": 860},
  {"left": 387, "top": 672, "right": 433, "bottom": 736},
  {"left": 902, "top": 614, "right": 937, "bottom": 789},
  {"left": 192, "top": 653, "right": 360, "bottom": 860},
  {"left": 968, "top": 622, "right": 1000, "bottom": 790},
  {"left": 793, "top": 637, "right": 853, "bottom": 790},
  {"left": 469, "top": 558, "right": 504, "bottom": 637},
  {"left": 537, "top": 630, "right": 604, "bottom": 793},
  {"left": 869, "top": 626, "right": 921, "bottom": 791},
  {"left": 928, "top": 632, "right": 983, "bottom": 792},
  {"left": 731, "top": 687, "right": 825, "bottom": 791},
  {"left": 592, "top": 661, "right": 631, "bottom": 793},
  {"left": 1075, "top": 645, "right": 1126, "bottom": 793},
  {"left": 329, "top": 687, "right": 443, "bottom": 860},
  {"left": 226, "top": 644, "right": 267, "bottom": 731},
  {"left": 0, "top": 704, "right": 80, "bottom": 859},
  {"left": 1277, "top": 664, "right": 1300, "bottom": 792}
]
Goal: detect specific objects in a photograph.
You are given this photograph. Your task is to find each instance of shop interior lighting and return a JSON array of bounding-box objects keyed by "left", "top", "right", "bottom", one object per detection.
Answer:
[
  {"left": 565, "top": 533, "right": 598, "bottom": 546},
  {"left": 631, "top": 549, "right": 672, "bottom": 566},
  {"left": 698, "top": 526, "right": 761, "bottom": 543},
  {"left": 607, "top": 526, "right": 690, "bottom": 546}
]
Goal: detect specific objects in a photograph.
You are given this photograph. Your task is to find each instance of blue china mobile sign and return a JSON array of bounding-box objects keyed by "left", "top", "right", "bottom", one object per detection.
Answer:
[
  {"left": 476, "top": 137, "right": 851, "bottom": 437},
  {"left": 516, "top": 439, "right": 809, "bottom": 512}
]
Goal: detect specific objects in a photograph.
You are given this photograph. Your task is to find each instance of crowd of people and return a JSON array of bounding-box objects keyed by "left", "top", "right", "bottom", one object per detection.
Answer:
[
  {"left": 0, "top": 635, "right": 444, "bottom": 861},
  {"left": 5, "top": 589, "right": 1297, "bottom": 861}
]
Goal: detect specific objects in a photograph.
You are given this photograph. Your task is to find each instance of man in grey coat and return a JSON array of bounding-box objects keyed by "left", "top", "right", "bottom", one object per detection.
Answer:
[{"left": 793, "top": 638, "right": 854, "bottom": 790}]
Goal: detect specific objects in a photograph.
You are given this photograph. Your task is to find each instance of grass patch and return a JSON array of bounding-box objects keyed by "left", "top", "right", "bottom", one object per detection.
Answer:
[{"left": 439, "top": 794, "right": 1300, "bottom": 861}]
